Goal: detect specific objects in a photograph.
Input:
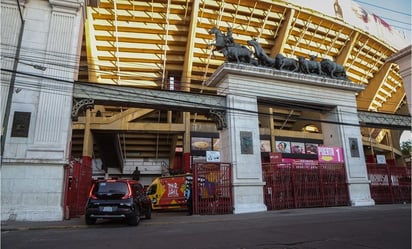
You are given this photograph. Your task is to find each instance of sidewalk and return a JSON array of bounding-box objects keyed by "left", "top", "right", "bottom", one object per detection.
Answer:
[
  {"left": 0, "top": 211, "right": 201, "bottom": 231},
  {"left": 1, "top": 217, "right": 87, "bottom": 231},
  {"left": 2, "top": 204, "right": 410, "bottom": 232}
]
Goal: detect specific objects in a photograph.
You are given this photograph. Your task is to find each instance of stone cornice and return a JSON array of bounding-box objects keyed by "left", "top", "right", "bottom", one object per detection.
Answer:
[
  {"left": 49, "top": 0, "right": 84, "bottom": 14},
  {"left": 206, "top": 63, "right": 366, "bottom": 93}
]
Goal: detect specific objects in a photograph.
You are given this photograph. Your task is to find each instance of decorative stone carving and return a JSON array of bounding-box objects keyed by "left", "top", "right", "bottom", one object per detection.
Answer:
[
  {"left": 207, "top": 109, "right": 227, "bottom": 130},
  {"left": 71, "top": 98, "right": 94, "bottom": 121}
]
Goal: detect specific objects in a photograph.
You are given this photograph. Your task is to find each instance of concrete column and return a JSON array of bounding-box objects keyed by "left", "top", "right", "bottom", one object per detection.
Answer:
[
  {"left": 221, "top": 94, "right": 266, "bottom": 214},
  {"left": 322, "top": 106, "right": 375, "bottom": 206}
]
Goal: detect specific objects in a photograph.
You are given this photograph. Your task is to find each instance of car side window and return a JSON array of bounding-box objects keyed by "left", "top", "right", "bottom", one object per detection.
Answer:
[{"left": 146, "top": 184, "right": 156, "bottom": 195}]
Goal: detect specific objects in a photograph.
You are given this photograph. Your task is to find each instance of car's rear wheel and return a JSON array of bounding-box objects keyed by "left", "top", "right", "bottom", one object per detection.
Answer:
[
  {"left": 85, "top": 215, "right": 96, "bottom": 225},
  {"left": 127, "top": 206, "right": 140, "bottom": 226}
]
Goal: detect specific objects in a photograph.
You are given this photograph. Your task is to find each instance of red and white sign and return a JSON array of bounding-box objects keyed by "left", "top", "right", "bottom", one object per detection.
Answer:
[{"left": 318, "top": 146, "right": 344, "bottom": 163}]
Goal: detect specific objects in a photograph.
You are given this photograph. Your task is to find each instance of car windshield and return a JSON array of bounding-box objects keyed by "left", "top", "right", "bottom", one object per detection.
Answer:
[{"left": 93, "top": 181, "right": 129, "bottom": 195}]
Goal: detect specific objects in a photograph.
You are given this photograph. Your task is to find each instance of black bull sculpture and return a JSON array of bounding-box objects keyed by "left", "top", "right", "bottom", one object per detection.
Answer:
[{"left": 207, "top": 27, "right": 348, "bottom": 80}]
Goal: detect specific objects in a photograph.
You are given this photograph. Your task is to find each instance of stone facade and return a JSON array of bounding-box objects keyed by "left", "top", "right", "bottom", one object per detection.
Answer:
[
  {"left": 1, "top": 0, "right": 85, "bottom": 221},
  {"left": 207, "top": 63, "right": 374, "bottom": 212}
]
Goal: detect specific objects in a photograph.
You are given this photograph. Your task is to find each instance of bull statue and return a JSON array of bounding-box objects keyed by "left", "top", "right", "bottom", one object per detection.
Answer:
[
  {"left": 298, "top": 55, "right": 322, "bottom": 75},
  {"left": 275, "top": 53, "right": 299, "bottom": 72},
  {"left": 320, "top": 58, "right": 347, "bottom": 80}
]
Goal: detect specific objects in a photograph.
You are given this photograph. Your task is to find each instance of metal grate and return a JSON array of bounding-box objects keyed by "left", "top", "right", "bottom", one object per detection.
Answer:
[
  {"left": 192, "top": 163, "right": 233, "bottom": 215},
  {"left": 367, "top": 164, "right": 411, "bottom": 204},
  {"left": 262, "top": 162, "right": 349, "bottom": 210}
]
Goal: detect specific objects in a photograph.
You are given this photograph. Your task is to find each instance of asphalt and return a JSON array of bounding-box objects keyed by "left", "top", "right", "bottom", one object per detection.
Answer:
[{"left": 1, "top": 204, "right": 411, "bottom": 232}]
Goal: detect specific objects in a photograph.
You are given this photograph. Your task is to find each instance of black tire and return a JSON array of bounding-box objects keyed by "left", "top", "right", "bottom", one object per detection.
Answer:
[
  {"left": 127, "top": 207, "right": 140, "bottom": 226},
  {"left": 145, "top": 206, "right": 152, "bottom": 220},
  {"left": 85, "top": 215, "right": 96, "bottom": 225}
]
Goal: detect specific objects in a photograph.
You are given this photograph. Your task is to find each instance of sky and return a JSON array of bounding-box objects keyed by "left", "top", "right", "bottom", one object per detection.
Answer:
[{"left": 353, "top": 0, "right": 412, "bottom": 42}]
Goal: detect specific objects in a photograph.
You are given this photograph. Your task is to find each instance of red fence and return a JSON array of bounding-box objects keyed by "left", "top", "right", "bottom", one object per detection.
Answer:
[
  {"left": 66, "top": 158, "right": 93, "bottom": 218},
  {"left": 366, "top": 164, "right": 411, "bottom": 204},
  {"left": 192, "top": 163, "right": 233, "bottom": 215},
  {"left": 262, "top": 162, "right": 349, "bottom": 210}
]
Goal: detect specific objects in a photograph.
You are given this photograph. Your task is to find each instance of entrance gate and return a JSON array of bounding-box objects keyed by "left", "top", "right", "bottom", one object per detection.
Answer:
[
  {"left": 262, "top": 162, "right": 349, "bottom": 210},
  {"left": 192, "top": 163, "right": 233, "bottom": 215},
  {"left": 66, "top": 159, "right": 93, "bottom": 218}
]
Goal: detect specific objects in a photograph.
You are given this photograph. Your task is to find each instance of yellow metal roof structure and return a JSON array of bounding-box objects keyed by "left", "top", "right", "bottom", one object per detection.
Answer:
[
  {"left": 81, "top": 0, "right": 407, "bottom": 113},
  {"left": 73, "top": 0, "right": 409, "bottom": 166}
]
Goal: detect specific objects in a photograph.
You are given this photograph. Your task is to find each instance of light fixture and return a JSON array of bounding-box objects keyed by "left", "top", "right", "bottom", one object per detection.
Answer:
[{"left": 303, "top": 124, "right": 319, "bottom": 133}]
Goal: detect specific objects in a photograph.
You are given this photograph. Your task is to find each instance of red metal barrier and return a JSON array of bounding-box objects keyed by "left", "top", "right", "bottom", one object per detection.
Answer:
[
  {"left": 263, "top": 162, "right": 349, "bottom": 210},
  {"left": 262, "top": 164, "right": 295, "bottom": 210},
  {"left": 367, "top": 164, "right": 411, "bottom": 204},
  {"left": 193, "top": 163, "right": 233, "bottom": 215},
  {"left": 67, "top": 157, "right": 93, "bottom": 218}
]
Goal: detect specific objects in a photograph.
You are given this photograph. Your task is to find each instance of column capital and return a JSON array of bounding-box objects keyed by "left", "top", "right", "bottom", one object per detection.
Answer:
[{"left": 49, "top": 0, "right": 84, "bottom": 14}]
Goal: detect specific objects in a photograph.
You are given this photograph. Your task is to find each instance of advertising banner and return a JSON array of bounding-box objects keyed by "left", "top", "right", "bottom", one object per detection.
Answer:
[
  {"left": 283, "top": 0, "right": 408, "bottom": 49},
  {"left": 318, "top": 146, "right": 344, "bottom": 163}
]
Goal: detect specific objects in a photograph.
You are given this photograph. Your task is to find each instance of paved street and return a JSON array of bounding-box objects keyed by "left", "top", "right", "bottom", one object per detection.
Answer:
[{"left": 1, "top": 204, "right": 411, "bottom": 249}]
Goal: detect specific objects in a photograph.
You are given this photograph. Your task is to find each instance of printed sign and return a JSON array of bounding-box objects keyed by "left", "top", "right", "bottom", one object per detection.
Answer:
[
  {"left": 376, "top": 155, "right": 386, "bottom": 164},
  {"left": 318, "top": 146, "right": 344, "bottom": 163},
  {"left": 206, "top": 151, "right": 221, "bottom": 162}
]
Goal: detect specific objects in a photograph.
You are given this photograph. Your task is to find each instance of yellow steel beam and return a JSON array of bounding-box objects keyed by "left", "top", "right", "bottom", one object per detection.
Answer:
[
  {"left": 379, "top": 87, "right": 406, "bottom": 113},
  {"left": 90, "top": 122, "right": 185, "bottom": 131},
  {"left": 182, "top": 0, "right": 199, "bottom": 92},
  {"left": 357, "top": 63, "right": 392, "bottom": 111},
  {"left": 82, "top": 109, "right": 94, "bottom": 157},
  {"left": 270, "top": 8, "right": 294, "bottom": 56},
  {"left": 85, "top": 9, "right": 100, "bottom": 82},
  {"left": 336, "top": 31, "right": 359, "bottom": 65}
]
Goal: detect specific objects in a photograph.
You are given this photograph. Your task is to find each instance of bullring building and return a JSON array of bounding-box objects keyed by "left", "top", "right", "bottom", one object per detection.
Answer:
[{"left": 1, "top": 0, "right": 410, "bottom": 221}]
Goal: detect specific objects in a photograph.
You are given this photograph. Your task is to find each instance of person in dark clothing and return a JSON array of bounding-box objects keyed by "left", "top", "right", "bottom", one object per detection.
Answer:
[
  {"left": 184, "top": 180, "right": 193, "bottom": 215},
  {"left": 132, "top": 167, "right": 140, "bottom": 181}
]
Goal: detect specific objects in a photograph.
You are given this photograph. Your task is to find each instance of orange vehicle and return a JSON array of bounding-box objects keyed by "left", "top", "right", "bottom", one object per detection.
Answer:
[{"left": 146, "top": 174, "right": 192, "bottom": 210}]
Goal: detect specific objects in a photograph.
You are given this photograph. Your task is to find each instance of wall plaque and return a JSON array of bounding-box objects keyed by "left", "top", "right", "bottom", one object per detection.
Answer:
[
  {"left": 240, "top": 131, "right": 253, "bottom": 154},
  {"left": 11, "top": 111, "right": 31, "bottom": 137}
]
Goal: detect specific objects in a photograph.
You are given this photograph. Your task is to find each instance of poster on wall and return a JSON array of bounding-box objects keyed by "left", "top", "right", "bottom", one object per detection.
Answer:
[
  {"left": 291, "top": 142, "right": 305, "bottom": 154},
  {"left": 275, "top": 141, "right": 291, "bottom": 153},
  {"left": 191, "top": 137, "right": 212, "bottom": 151},
  {"left": 260, "top": 140, "right": 271, "bottom": 152},
  {"left": 318, "top": 146, "right": 344, "bottom": 163},
  {"left": 305, "top": 143, "right": 319, "bottom": 154}
]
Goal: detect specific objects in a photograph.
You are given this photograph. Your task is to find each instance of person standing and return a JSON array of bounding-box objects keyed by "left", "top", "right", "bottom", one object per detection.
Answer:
[{"left": 184, "top": 179, "right": 193, "bottom": 215}]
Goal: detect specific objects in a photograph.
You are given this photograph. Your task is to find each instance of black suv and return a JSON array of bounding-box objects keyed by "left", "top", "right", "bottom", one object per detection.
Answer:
[{"left": 85, "top": 179, "right": 151, "bottom": 226}]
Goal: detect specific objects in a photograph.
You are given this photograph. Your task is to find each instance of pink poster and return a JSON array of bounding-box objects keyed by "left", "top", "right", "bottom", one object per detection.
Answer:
[{"left": 318, "top": 146, "right": 344, "bottom": 163}]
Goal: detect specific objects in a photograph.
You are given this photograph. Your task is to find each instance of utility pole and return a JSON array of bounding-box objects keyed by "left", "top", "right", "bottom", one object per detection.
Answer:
[{"left": 1, "top": 5, "right": 24, "bottom": 160}]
